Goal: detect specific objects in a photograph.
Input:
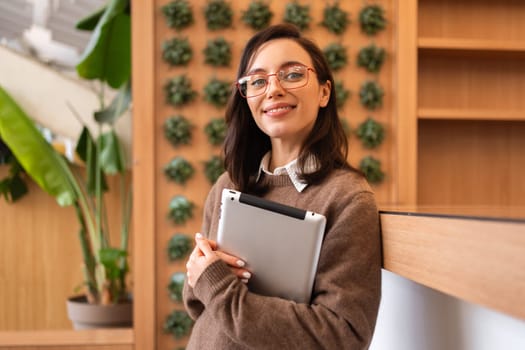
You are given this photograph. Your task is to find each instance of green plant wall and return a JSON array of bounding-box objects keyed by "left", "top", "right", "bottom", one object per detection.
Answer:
[{"left": 155, "top": 1, "right": 392, "bottom": 348}]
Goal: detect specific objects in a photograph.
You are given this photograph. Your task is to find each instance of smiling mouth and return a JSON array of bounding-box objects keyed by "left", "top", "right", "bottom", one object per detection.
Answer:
[{"left": 264, "top": 105, "right": 296, "bottom": 113}]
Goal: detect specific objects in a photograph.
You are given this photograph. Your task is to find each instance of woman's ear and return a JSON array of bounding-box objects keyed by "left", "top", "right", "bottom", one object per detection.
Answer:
[{"left": 319, "top": 81, "right": 332, "bottom": 107}]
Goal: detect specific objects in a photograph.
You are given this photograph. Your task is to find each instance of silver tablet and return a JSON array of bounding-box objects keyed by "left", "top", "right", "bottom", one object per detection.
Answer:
[{"left": 217, "top": 188, "right": 326, "bottom": 303}]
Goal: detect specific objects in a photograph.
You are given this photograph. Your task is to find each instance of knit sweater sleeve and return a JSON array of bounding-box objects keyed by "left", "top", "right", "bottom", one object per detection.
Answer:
[
  {"left": 190, "top": 189, "right": 382, "bottom": 349},
  {"left": 182, "top": 174, "right": 226, "bottom": 320}
]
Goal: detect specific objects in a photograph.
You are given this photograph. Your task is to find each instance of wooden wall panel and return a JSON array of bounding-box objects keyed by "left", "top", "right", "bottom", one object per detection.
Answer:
[
  {"left": 394, "top": 0, "right": 418, "bottom": 204},
  {"left": 152, "top": 1, "right": 397, "bottom": 348},
  {"left": 131, "top": 0, "right": 156, "bottom": 348},
  {"left": 0, "top": 170, "right": 129, "bottom": 330},
  {"left": 418, "top": 53, "right": 525, "bottom": 111},
  {"left": 418, "top": 120, "right": 525, "bottom": 205},
  {"left": 418, "top": 0, "right": 525, "bottom": 41}
]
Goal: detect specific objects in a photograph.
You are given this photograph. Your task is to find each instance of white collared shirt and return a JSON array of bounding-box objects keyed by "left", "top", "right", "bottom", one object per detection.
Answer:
[{"left": 255, "top": 152, "right": 317, "bottom": 192}]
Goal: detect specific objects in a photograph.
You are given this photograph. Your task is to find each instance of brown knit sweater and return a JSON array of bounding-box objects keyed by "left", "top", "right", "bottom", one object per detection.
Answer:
[{"left": 183, "top": 169, "right": 382, "bottom": 349}]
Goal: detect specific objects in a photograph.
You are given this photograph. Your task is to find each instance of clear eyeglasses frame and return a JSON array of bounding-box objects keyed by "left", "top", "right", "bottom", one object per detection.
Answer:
[{"left": 236, "top": 65, "right": 316, "bottom": 98}]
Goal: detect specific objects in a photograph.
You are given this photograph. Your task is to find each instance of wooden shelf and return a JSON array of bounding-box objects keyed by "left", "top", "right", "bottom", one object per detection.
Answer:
[
  {"left": 0, "top": 329, "right": 133, "bottom": 346},
  {"left": 380, "top": 210, "right": 525, "bottom": 321},
  {"left": 418, "top": 108, "right": 525, "bottom": 121},
  {"left": 418, "top": 37, "right": 525, "bottom": 53}
]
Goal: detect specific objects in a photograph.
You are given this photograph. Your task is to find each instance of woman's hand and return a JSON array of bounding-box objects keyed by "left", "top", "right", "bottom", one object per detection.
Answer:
[{"left": 186, "top": 233, "right": 252, "bottom": 287}]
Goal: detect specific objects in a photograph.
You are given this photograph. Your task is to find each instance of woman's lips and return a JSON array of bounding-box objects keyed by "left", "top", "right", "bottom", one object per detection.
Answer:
[{"left": 263, "top": 104, "right": 296, "bottom": 116}]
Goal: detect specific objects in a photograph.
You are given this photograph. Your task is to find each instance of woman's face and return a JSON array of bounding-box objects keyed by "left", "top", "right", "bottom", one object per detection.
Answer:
[{"left": 244, "top": 39, "right": 331, "bottom": 151}]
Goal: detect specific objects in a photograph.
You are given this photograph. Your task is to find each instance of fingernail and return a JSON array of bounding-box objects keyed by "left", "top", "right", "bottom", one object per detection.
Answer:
[
  {"left": 236, "top": 260, "right": 245, "bottom": 267},
  {"left": 242, "top": 272, "right": 251, "bottom": 279},
  {"left": 241, "top": 279, "right": 249, "bottom": 284},
  {"left": 196, "top": 233, "right": 203, "bottom": 239}
]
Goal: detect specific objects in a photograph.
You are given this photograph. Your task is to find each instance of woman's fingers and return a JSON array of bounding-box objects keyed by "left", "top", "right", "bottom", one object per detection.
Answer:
[
  {"left": 185, "top": 234, "right": 220, "bottom": 287},
  {"left": 213, "top": 250, "right": 251, "bottom": 281},
  {"left": 215, "top": 250, "right": 246, "bottom": 268},
  {"left": 186, "top": 233, "right": 252, "bottom": 285},
  {"left": 195, "top": 233, "right": 214, "bottom": 257}
]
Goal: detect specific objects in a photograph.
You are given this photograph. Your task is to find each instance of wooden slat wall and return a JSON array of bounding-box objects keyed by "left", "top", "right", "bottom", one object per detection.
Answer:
[
  {"left": 145, "top": 1, "right": 397, "bottom": 348},
  {"left": 131, "top": 0, "right": 157, "bottom": 348},
  {"left": 0, "top": 170, "right": 128, "bottom": 330},
  {"left": 394, "top": 0, "right": 418, "bottom": 204}
]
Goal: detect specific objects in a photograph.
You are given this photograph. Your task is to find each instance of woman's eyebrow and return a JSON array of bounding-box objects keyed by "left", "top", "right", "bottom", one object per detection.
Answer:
[{"left": 246, "top": 61, "right": 307, "bottom": 75}]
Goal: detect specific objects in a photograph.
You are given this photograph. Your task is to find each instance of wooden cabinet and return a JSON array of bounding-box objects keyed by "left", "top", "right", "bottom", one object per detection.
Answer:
[{"left": 408, "top": 0, "right": 525, "bottom": 205}]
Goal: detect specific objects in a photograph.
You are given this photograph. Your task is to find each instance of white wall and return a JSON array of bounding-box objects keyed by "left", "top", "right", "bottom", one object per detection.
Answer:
[
  {"left": 370, "top": 270, "right": 525, "bottom": 350},
  {"left": 0, "top": 45, "right": 131, "bottom": 157}
]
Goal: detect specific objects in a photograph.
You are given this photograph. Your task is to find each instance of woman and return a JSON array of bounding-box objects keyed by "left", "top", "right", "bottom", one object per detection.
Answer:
[{"left": 183, "top": 23, "right": 381, "bottom": 349}]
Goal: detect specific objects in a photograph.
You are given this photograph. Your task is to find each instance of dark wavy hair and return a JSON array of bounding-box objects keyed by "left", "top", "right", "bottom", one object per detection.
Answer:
[{"left": 223, "top": 23, "right": 351, "bottom": 193}]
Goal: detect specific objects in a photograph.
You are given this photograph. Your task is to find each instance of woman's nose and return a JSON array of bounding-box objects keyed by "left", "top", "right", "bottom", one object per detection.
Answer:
[{"left": 265, "top": 75, "right": 286, "bottom": 97}]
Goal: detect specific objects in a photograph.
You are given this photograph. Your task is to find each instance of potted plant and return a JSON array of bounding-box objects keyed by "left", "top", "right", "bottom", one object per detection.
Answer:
[{"left": 0, "top": 0, "right": 133, "bottom": 329}]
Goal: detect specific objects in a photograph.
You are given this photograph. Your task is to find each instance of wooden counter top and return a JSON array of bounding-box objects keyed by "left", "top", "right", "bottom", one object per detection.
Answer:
[{"left": 379, "top": 207, "right": 525, "bottom": 320}]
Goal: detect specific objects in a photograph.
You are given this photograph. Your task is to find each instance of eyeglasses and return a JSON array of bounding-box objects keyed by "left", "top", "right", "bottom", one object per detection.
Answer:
[{"left": 236, "top": 65, "right": 315, "bottom": 98}]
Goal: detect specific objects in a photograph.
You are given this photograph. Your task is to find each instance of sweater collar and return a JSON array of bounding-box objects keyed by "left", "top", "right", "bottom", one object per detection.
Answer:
[{"left": 256, "top": 152, "right": 317, "bottom": 192}]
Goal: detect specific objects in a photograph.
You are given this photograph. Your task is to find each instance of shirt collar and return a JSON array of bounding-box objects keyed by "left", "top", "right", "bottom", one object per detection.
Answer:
[{"left": 256, "top": 152, "right": 317, "bottom": 192}]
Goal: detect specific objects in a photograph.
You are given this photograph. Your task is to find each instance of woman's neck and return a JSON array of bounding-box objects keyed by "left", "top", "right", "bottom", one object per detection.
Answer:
[{"left": 268, "top": 143, "right": 300, "bottom": 172}]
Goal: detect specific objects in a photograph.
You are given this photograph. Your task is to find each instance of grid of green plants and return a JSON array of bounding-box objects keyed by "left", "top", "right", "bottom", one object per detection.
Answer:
[{"left": 158, "top": 1, "right": 389, "bottom": 347}]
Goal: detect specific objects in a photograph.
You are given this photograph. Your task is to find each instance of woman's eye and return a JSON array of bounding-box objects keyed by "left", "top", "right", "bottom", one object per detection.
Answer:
[
  {"left": 251, "top": 77, "right": 267, "bottom": 88},
  {"left": 284, "top": 71, "right": 304, "bottom": 81}
]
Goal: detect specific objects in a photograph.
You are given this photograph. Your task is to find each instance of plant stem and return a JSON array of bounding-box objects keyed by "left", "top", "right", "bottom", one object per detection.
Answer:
[{"left": 74, "top": 202, "right": 98, "bottom": 302}]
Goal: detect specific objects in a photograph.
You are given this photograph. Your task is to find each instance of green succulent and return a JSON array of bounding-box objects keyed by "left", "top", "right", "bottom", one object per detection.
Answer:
[
  {"left": 163, "top": 115, "right": 192, "bottom": 147},
  {"left": 356, "top": 117, "right": 385, "bottom": 149},
  {"left": 163, "top": 310, "right": 194, "bottom": 339},
  {"left": 204, "top": 118, "right": 227, "bottom": 146},
  {"left": 164, "top": 75, "right": 197, "bottom": 107},
  {"left": 204, "top": 0, "right": 233, "bottom": 30},
  {"left": 168, "top": 272, "right": 186, "bottom": 302},
  {"left": 167, "top": 233, "right": 192, "bottom": 261},
  {"left": 204, "top": 78, "right": 231, "bottom": 108},
  {"left": 241, "top": 1, "right": 273, "bottom": 30},
  {"left": 161, "top": 0, "right": 194, "bottom": 31},
  {"left": 204, "top": 155, "right": 225, "bottom": 184},
  {"left": 283, "top": 2, "right": 311, "bottom": 31},
  {"left": 321, "top": 3, "right": 349, "bottom": 35},
  {"left": 323, "top": 43, "right": 347, "bottom": 71},
  {"left": 359, "top": 81, "right": 384, "bottom": 110},
  {"left": 357, "top": 44, "right": 386, "bottom": 73},
  {"left": 162, "top": 37, "right": 193, "bottom": 66},
  {"left": 203, "top": 37, "right": 232, "bottom": 67},
  {"left": 359, "top": 155, "right": 385, "bottom": 184},
  {"left": 164, "top": 157, "right": 195, "bottom": 184},
  {"left": 334, "top": 80, "right": 350, "bottom": 109},
  {"left": 359, "top": 5, "right": 386, "bottom": 36},
  {"left": 168, "top": 195, "right": 194, "bottom": 225}
]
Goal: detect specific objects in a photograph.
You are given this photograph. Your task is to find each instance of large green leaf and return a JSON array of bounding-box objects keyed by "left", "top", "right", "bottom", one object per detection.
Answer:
[
  {"left": 99, "top": 247, "right": 127, "bottom": 280},
  {"left": 76, "top": 127, "right": 108, "bottom": 194},
  {"left": 76, "top": 0, "right": 131, "bottom": 89},
  {"left": 98, "top": 130, "right": 125, "bottom": 175},
  {"left": 0, "top": 86, "right": 77, "bottom": 206},
  {"left": 76, "top": 5, "right": 107, "bottom": 31}
]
